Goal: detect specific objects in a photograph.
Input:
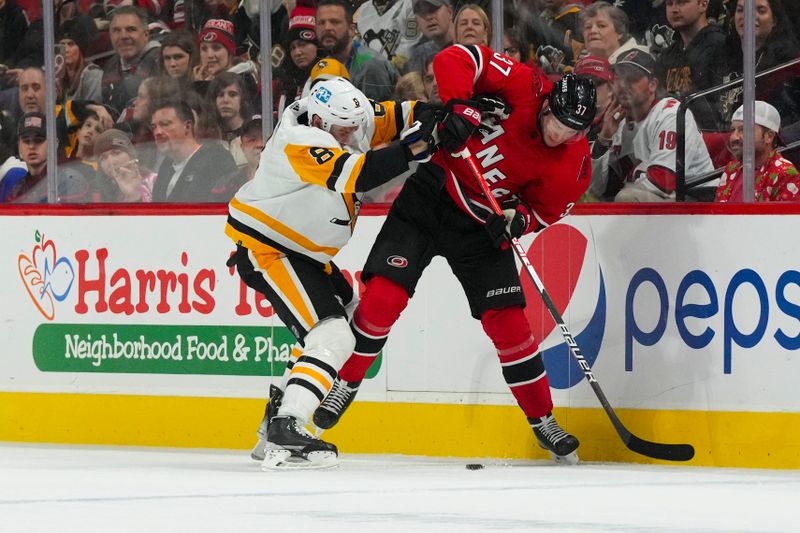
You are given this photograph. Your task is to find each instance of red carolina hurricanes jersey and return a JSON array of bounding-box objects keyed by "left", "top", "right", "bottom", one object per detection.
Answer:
[{"left": 431, "top": 44, "right": 591, "bottom": 228}]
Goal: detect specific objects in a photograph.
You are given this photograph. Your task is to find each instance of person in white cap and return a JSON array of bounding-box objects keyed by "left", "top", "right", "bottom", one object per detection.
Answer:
[{"left": 715, "top": 101, "right": 800, "bottom": 202}]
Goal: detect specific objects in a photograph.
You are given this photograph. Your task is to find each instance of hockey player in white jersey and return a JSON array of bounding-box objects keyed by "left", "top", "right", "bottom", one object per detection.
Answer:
[
  {"left": 225, "top": 77, "right": 437, "bottom": 470},
  {"left": 590, "top": 49, "right": 713, "bottom": 201}
]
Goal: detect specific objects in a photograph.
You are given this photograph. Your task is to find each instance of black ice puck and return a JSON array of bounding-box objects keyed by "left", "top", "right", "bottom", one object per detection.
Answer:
[{"left": 465, "top": 463, "right": 485, "bottom": 470}]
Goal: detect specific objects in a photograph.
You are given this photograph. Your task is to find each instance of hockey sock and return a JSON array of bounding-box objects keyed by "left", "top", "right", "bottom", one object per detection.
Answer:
[
  {"left": 338, "top": 275, "right": 410, "bottom": 382},
  {"left": 277, "top": 345, "right": 303, "bottom": 391},
  {"left": 480, "top": 307, "right": 553, "bottom": 418},
  {"left": 278, "top": 317, "right": 355, "bottom": 425}
]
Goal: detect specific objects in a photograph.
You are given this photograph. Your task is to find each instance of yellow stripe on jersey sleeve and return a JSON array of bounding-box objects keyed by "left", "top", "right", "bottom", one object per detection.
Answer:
[
  {"left": 229, "top": 197, "right": 340, "bottom": 256},
  {"left": 370, "top": 101, "right": 417, "bottom": 147},
  {"left": 284, "top": 144, "right": 366, "bottom": 194}
]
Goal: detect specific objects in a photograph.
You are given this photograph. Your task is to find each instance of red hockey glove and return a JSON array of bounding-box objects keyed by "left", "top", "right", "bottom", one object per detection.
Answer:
[
  {"left": 484, "top": 199, "right": 533, "bottom": 248},
  {"left": 439, "top": 100, "right": 481, "bottom": 153}
]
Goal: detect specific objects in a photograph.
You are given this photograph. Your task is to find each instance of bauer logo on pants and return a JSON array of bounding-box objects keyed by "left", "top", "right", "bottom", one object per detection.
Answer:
[{"left": 521, "top": 223, "right": 605, "bottom": 389}]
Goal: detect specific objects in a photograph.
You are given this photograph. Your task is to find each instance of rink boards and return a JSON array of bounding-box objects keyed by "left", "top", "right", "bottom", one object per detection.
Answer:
[{"left": 1, "top": 204, "right": 799, "bottom": 469}]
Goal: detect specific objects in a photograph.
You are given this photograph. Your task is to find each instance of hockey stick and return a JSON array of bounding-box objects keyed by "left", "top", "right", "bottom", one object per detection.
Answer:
[{"left": 457, "top": 147, "right": 695, "bottom": 462}]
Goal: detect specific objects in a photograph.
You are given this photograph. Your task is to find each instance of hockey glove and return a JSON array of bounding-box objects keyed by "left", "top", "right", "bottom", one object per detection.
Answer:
[
  {"left": 412, "top": 101, "right": 444, "bottom": 126},
  {"left": 401, "top": 118, "right": 438, "bottom": 162},
  {"left": 484, "top": 199, "right": 533, "bottom": 248},
  {"left": 439, "top": 100, "right": 481, "bottom": 153},
  {"left": 474, "top": 95, "right": 512, "bottom": 121}
]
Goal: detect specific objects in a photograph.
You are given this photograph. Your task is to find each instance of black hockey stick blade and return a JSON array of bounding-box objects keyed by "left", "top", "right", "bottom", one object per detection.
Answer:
[
  {"left": 620, "top": 429, "right": 695, "bottom": 461},
  {"left": 585, "top": 355, "right": 696, "bottom": 461}
]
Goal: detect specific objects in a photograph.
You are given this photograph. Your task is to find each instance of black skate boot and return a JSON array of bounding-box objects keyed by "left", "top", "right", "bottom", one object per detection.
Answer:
[
  {"left": 262, "top": 416, "right": 338, "bottom": 470},
  {"left": 529, "top": 413, "right": 580, "bottom": 465},
  {"left": 313, "top": 378, "right": 361, "bottom": 430},
  {"left": 251, "top": 385, "right": 283, "bottom": 461}
]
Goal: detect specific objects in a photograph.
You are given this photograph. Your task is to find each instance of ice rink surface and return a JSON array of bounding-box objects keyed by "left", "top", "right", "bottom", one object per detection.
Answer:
[{"left": 1, "top": 443, "right": 797, "bottom": 533}]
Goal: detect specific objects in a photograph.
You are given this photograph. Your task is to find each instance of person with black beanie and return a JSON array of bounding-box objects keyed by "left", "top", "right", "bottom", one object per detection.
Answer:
[{"left": 57, "top": 19, "right": 102, "bottom": 103}]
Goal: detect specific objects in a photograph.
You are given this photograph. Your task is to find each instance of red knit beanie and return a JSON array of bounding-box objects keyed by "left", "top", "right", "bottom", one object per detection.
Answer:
[
  {"left": 286, "top": 5, "right": 317, "bottom": 46},
  {"left": 198, "top": 19, "right": 236, "bottom": 56}
]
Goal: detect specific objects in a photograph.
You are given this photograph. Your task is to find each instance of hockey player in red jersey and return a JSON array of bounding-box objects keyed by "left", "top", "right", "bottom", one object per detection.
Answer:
[{"left": 314, "top": 44, "right": 596, "bottom": 463}]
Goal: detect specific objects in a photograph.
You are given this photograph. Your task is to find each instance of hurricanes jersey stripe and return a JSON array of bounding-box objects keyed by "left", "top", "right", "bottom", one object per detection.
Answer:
[{"left": 454, "top": 44, "right": 484, "bottom": 84}]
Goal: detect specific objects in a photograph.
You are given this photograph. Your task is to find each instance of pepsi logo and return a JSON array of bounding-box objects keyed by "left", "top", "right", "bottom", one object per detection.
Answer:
[{"left": 521, "top": 223, "right": 605, "bottom": 389}]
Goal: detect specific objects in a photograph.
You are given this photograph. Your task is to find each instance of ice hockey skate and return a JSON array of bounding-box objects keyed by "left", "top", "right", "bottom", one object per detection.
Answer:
[
  {"left": 261, "top": 416, "right": 339, "bottom": 471},
  {"left": 529, "top": 413, "right": 580, "bottom": 465},
  {"left": 251, "top": 385, "right": 283, "bottom": 461},
  {"left": 313, "top": 377, "right": 361, "bottom": 430}
]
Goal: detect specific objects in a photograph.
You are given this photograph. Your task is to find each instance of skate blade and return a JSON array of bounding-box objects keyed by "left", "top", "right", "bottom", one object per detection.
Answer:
[
  {"left": 250, "top": 438, "right": 267, "bottom": 461},
  {"left": 306, "top": 422, "right": 326, "bottom": 439},
  {"left": 260, "top": 449, "right": 338, "bottom": 471},
  {"left": 551, "top": 451, "right": 580, "bottom": 466},
  {"left": 536, "top": 440, "right": 580, "bottom": 466}
]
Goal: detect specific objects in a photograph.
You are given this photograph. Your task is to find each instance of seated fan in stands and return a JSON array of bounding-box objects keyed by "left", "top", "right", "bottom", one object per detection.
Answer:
[{"left": 715, "top": 101, "right": 800, "bottom": 202}]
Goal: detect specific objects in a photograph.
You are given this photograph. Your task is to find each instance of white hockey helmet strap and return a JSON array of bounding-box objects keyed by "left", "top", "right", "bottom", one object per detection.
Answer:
[{"left": 308, "top": 77, "right": 369, "bottom": 134}]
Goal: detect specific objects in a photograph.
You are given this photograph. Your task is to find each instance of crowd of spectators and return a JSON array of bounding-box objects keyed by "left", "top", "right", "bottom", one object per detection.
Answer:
[{"left": 0, "top": 0, "right": 798, "bottom": 204}]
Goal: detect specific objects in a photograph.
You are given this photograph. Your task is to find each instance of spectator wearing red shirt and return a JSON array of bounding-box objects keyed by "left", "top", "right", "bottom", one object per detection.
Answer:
[{"left": 716, "top": 101, "right": 800, "bottom": 202}]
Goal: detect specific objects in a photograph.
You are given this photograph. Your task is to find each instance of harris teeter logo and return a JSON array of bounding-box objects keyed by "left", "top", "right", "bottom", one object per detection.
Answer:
[
  {"left": 23, "top": 231, "right": 382, "bottom": 378},
  {"left": 521, "top": 224, "right": 606, "bottom": 389},
  {"left": 18, "top": 230, "right": 76, "bottom": 321}
]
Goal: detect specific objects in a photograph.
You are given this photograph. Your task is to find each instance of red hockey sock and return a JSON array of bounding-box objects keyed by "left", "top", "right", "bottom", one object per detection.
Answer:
[
  {"left": 339, "top": 276, "right": 410, "bottom": 382},
  {"left": 481, "top": 307, "right": 553, "bottom": 418}
]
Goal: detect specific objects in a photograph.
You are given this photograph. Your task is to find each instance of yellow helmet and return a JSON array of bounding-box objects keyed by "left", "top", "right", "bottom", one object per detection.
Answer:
[{"left": 309, "top": 58, "right": 350, "bottom": 82}]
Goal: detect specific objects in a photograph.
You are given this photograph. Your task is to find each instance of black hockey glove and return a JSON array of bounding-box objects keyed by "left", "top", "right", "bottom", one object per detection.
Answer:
[
  {"left": 412, "top": 101, "right": 444, "bottom": 126},
  {"left": 439, "top": 100, "right": 481, "bottom": 153},
  {"left": 474, "top": 95, "right": 512, "bottom": 121},
  {"left": 484, "top": 199, "right": 532, "bottom": 248},
  {"left": 401, "top": 118, "right": 438, "bottom": 162}
]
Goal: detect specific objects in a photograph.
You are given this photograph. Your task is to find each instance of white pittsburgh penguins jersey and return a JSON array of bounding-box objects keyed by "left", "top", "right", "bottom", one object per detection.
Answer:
[
  {"left": 226, "top": 97, "right": 418, "bottom": 265},
  {"left": 355, "top": 0, "right": 420, "bottom": 68}
]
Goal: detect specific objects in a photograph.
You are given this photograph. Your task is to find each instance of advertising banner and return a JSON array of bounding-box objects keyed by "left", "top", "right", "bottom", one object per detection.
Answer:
[{"left": 3, "top": 213, "right": 800, "bottom": 415}]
